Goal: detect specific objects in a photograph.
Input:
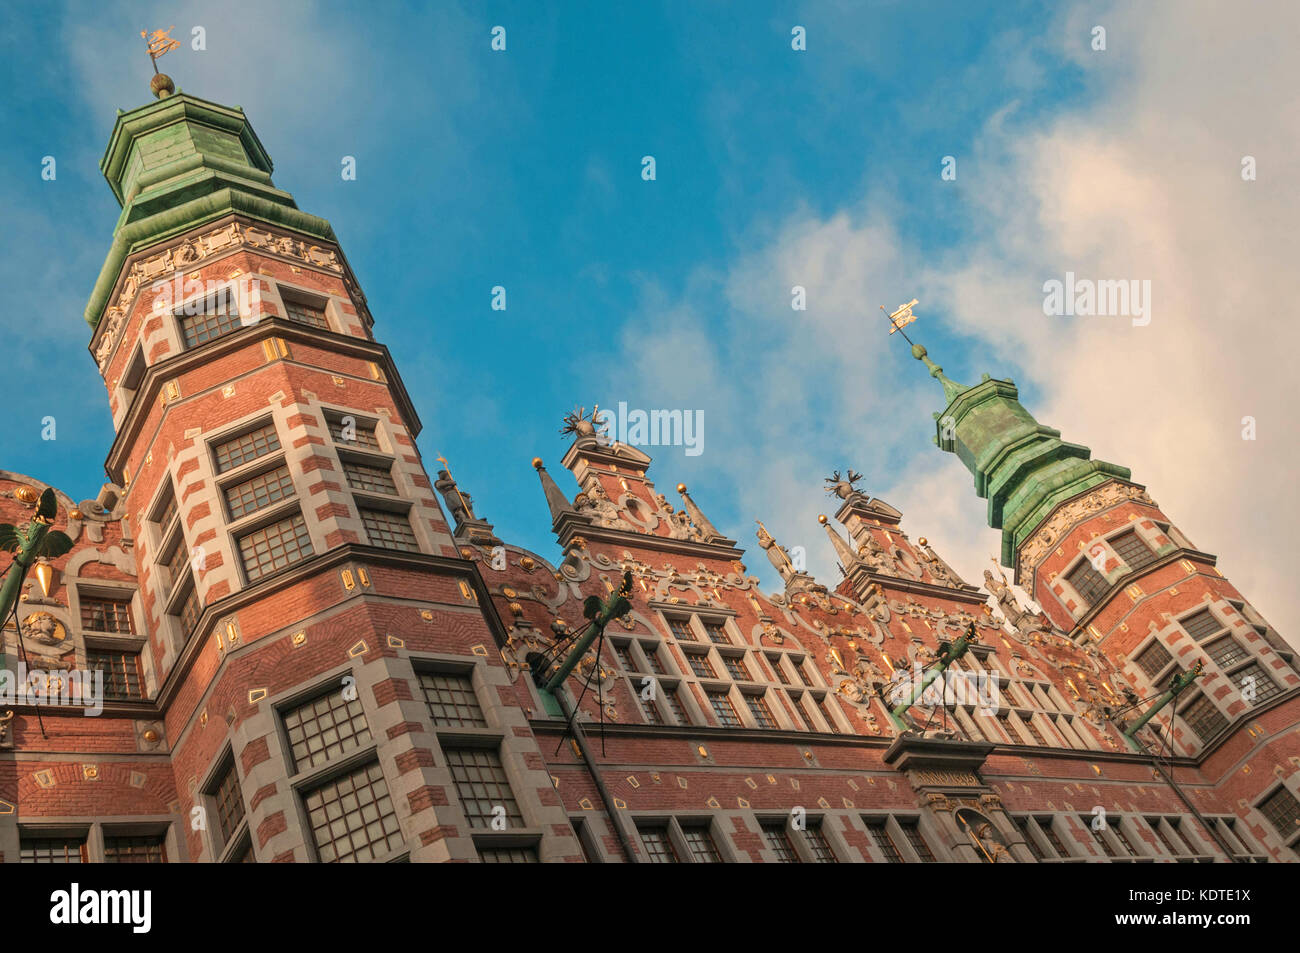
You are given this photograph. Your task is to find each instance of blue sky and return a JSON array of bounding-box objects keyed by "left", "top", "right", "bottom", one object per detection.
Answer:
[{"left": 2, "top": 2, "right": 1295, "bottom": 632}]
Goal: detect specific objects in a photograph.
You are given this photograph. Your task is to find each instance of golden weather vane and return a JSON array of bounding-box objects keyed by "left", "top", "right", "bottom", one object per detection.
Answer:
[
  {"left": 881, "top": 298, "right": 919, "bottom": 337},
  {"left": 140, "top": 26, "right": 181, "bottom": 73}
]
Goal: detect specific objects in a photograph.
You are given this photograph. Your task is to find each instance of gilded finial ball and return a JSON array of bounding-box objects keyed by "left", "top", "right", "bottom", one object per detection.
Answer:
[
  {"left": 676, "top": 483, "right": 686, "bottom": 494},
  {"left": 531, "top": 457, "right": 543, "bottom": 469},
  {"left": 817, "top": 514, "right": 828, "bottom": 524},
  {"left": 919, "top": 537, "right": 928, "bottom": 546},
  {"left": 150, "top": 73, "right": 175, "bottom": 99}
]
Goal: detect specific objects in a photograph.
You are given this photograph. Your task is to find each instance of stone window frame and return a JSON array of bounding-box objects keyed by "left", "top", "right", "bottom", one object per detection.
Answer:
[
  {"left": 632, "top": 814, "right": 737, "bottom": 863},
  {"left": 1173, "top": 690, "right": 1229, "bottom": 748},
  {"left": 199, "top": 745, "right": 253, "bottom": 862},
  {"left": 412, "top": 658, "right": 544, "bottom": 862},
  {"left": 759, "top": 813, "right": 851, "bottom": 863},
  {"left": 99, "top": 822, "right": 178, "bottom": 863},
  {"left": 1206, "top": 814, "right": 1269, "bottom": 862},
  {"left": 268, "top": 278, "right": 338, "bottom": 333},
  {"left": 173, "top": 281, "right": 247, "bottom": 350},
  {"left": 276, "top": 676, "right": 407, "bottom": 864},
  {"left": 232, "top": 506, "right": 316, "bottom": 585},
  {"left": 16, "top": 825, "right": 92, "bottom": 863},
  {"left": 112, "top": 342, "right": 148, "bottom": 428},
  {"left": 145, "top": 477, "right": 189, "bottom": 599},
  {"left": 858, "top": 813, "right": 945, "bottom": 863},
  {"left": 1076, "top": 812, "right": 1148, "bottom": 861},
  {"left": 1016, "top": 814, "right": 1080, "bottom": 861},
  {"left": 1252, "top": 781, "right": 1300, "bottom": 854},
  {"left": 1139, "top": 815, "right": 1216, "bottom": 861}
]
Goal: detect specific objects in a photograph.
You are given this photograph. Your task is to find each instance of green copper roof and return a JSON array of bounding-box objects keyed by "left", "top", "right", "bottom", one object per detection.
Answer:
[
  {"left": 913, "top": 344, "right": 1130, "bottom": 567},
  {"left": 85, "top": 92, "right": 336, "bottom": 328}
]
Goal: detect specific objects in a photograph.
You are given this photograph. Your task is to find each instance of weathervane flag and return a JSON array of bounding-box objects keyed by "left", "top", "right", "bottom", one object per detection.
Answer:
[{"left": 884, "top": 298, "right": 919, "bottom": 334}]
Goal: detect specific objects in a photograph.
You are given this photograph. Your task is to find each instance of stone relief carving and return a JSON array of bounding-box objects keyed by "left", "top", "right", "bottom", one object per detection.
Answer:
[{"left": 1016, "top": 481, "right": 1157, "bottom": 579}]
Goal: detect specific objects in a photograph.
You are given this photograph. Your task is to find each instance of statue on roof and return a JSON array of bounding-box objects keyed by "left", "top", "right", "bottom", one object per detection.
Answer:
[
  {"left": 825, "top": 469, "right": 865, "bottom": 502},
  {"left": 755, "top": 520, "right": 796, "bottom": 582}
]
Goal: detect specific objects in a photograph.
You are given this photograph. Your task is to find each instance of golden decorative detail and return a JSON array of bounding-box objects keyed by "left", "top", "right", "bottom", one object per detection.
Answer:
[
  {"left": 341, "top": 569, "right": 356, "bottom": 590},
  {"left": 291, "top": 631, "right": 307, "bottom": 646},
  {"left": 502, "top": 587, "right": 517, "bottom": 598},
  {"left": 357, "top": 568, "right": 370, "bottom": 587},
  {"left": 508, "top": 602, "right": 524, "bottom": 617},
  {"left": 420, "top": 610, "right": 434, "bottom": 621},
  {"left": 347, "top": 640, "right": 367, "bottom": 657},
  {"left": 83, "top": 765, "right": 99, "bottom": 781},
  {"left": 20, "top": 612, "right": 66, "bottom": 646},
  {"left": 248, "top": 689, "right": 267, "bottom": 704},
  {"left": 13, "top": 485, "right": 39, "bottom": 506},
  {"left": 33, "top": 561, "right": 56, "bottom": 598},
  {"left": 142, "top": 729, "right": 159, "bottom": 743},
  {"left": 532, "top": 457, "right": 544, "bottom": 469},
  {"left": 520, "top": 556, "right": 536, "bottom": 571}
]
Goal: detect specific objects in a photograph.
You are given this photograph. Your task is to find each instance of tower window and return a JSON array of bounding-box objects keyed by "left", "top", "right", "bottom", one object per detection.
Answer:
[
  {"left": 282, "top": 297, "right": 330, "bottom": 329},
  {"left": 238, "top": 512, "right": 314, "bottom": 581},
  {"left": 86, "top": 648, "right": 144, "bottom": 700},
  {"left": 175, "top": 578, "right": 202, "bottom": 639},
  {"left": 214, "top": 421, "right": 281, "bottom": 473},
  {"left": 443, "top": 746, "right": 524, "bottom": 829},
  {"left": 179, "top": 289, "right": 242, "bottom": 348},
  {"left": 303, "top": 761, "right": 402, "bottom": 863},
  {"left": 343, "top": 459, "right": 398, "bottom": 495},
  {"left": 1065, "top": 559, "right": 1109, "bottom": 608},
  {"left": 1179, "top": 693, "right": 1228, "bottom": 743},
  {"left": 1110, "top": 529, "right": 1158, "bottom": 572},
  {"left": 328, "top": 413, "right": 382, "bottom": 452},
  {"left": 1180, "top": 608, "right": 1226, "bottom": 642},
  {"left": 1257, "top": 786, "right": 1300, "bottom": 841},
  {"left": 359, "top": 507, "right": 418, "bottom": 551},
  {"left": 1205, "top": 637, "right": 1249, "bottom": 670},
  {"left": 1134, "top": 641, "right": 1174, "bottom": 679},
  {"left": 209, "top": 757, "right": 247, "bottom": 846},
  {"left": 419, "top": 671, "right": 487, "bottom": 728},
  {"left": 1234, "top": 662, "right": 1281, "bottom": 705},
  {"left": 80, "top": 594, "right": 135, "bottom": 634},
  {"left": 283, "top": 688, "right": 372, "bottom": 772},
  {"left": 225, "top": 464, "right": 296, "bottom": 520}
]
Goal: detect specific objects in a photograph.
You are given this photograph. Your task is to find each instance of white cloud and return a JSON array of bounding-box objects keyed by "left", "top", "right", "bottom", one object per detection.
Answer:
[{"left": 611, "top": 0, "right": 1299, "bottom": 640}]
